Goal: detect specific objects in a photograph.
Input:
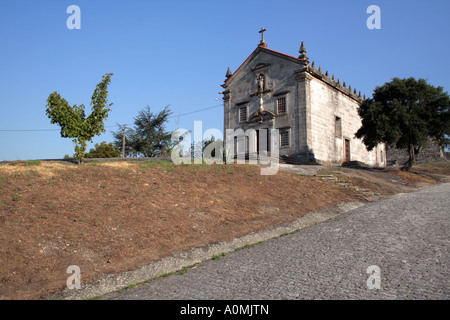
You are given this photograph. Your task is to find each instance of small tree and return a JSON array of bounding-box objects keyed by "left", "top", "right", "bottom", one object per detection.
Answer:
[
  {"left": 85, "top": 141, "right": 121, "bottom": 158},
  {"left": 112, "top": 106, "right": 173, "bottom": 157},
  {"left": 355, "top": 77, "right": 449, "bottom": 171},
  {"left": 45, "top": 73, "right": 114, "bottom": 163}
]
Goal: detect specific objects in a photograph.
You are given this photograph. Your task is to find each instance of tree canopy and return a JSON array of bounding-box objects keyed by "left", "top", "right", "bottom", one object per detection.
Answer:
[
  {"left": 45, "top": 73, "right": 114, "bottom": 163},
  {"left": 355, "top": 77, "right": 449, "bottom": 171},
  {"left": 112, "top": 106, "right": 173, "bottom": 157}
]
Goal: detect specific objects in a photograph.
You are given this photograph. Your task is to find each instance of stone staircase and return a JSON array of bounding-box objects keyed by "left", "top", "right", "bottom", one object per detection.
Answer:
[
  {"left": 277, "top": 163, "right": 384, "bottom": 201},
  {"left": 315, "top": 172, "right": 382, "bottom": 201}
]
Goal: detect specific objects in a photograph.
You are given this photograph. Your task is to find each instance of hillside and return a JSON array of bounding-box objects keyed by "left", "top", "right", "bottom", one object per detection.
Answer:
[{"left": 0, "top": 160, "right": 448, "bottom": 299}]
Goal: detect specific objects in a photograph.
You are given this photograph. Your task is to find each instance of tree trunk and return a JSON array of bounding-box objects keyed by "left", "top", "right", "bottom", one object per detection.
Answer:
[{"left": 401, "top": 145, "right": 420, "bottom": 171}]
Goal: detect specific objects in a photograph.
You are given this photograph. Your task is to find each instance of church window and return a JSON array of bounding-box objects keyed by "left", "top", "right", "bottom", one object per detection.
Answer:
[
  {"left": 235, "top": 135, "right": 248, "bottom": 154},
  {"left": 239, "top": 106, "right": 247, "bottom": 122},
  {"left": 277, "top": 96, "right": 286, "bottom": 114},
  {"left": 280, "top": 129, "right": 290, "bottom": 147}
]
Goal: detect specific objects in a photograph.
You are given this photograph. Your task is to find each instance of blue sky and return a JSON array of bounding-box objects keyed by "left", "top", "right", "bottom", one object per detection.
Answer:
[{"left": 0, "top": 0, "right": 449, "bottom": 160}]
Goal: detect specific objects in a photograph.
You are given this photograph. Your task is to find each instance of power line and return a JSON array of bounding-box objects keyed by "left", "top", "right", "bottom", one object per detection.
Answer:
[
  {"left": 167, "top": 104, "right": 222, "bottom": 119},
  {"left": 0, "top": 103, "right": 223, "bottom": 132},
  {"left": 0, "top": 128, "right": 60, "bottom": 132}
]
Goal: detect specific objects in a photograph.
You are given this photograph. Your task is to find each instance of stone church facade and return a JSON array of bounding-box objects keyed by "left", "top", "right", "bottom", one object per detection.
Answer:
[{"left": 220, "top": 32, "right": 386, "bottom": 167}]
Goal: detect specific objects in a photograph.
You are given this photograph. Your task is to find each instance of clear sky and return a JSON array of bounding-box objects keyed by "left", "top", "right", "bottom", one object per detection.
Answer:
[{"left": 0, "top": 0, "right": 449, "bottom": 160}]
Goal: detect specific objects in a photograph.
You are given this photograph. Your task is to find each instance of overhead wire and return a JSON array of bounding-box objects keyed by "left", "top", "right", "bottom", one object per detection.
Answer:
[{"left": 0, "top": 103, "right": 223, "bottom": 132}]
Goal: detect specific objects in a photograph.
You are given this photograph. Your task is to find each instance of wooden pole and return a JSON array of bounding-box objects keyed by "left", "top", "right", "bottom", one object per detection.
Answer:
[{"left": 122, "top": 124, "right": 126, "bottom": 158}]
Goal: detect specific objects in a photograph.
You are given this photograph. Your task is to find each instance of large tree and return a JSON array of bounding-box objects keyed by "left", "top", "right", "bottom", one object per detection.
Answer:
[
  {"left": 45, "top": 73, "right": 114, "bottom": 163},
  {"left": 355, "top": 77, "right": 449, "bottom": 171},
  {"left": 113, "top": 106, "right": 173, "bottom": 157}
]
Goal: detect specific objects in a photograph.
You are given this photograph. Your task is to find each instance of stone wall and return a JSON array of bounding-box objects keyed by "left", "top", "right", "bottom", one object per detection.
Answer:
[
  {"left": 386, "top": 143, "right": 446, "bottom": 166},
  {"left": 308, "top": 75, "right": 385, "bottom": 167}
]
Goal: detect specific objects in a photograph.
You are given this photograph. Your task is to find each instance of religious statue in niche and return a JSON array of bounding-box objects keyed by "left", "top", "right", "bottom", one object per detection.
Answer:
[{"left": 257, "top": 74, "right": 265, "bottom": 93}]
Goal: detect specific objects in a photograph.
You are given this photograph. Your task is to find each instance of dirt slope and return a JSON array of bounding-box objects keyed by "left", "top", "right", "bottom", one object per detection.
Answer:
[{"left": 0, "top": 160, "right": 447, "bottom": 299}]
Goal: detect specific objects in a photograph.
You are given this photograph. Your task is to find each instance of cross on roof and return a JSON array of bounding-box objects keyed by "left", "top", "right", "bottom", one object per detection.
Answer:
[{"left": 258, "top": 27, "right": 267, "bottom": 47}]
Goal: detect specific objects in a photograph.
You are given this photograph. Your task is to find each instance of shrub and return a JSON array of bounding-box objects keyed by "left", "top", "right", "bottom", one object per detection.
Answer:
[{"left": 85, "top": 141, "right": 121, "bottom": 158}]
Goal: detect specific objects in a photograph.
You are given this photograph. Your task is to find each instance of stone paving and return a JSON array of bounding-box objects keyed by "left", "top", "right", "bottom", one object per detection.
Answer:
[{"left": 104, "top": 183, "right": 449, "bottom": 300}]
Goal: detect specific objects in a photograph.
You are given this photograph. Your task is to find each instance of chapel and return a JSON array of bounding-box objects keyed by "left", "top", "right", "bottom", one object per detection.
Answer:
[{"left": 220, "top": 29, "right": 386, "bottom": 167}]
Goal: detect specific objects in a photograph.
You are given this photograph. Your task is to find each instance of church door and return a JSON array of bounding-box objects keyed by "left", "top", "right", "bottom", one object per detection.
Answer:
[
  {"left": 344, "top": 139, "right": 351, "bottom": 162},
  {"left": 256, "top": 129, "right": 270, "bottom": 154}
]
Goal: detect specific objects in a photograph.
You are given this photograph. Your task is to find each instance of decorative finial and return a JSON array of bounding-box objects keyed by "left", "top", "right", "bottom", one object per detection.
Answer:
[
  {"left": 343, "top": 81, "right": 346, "bottom": 88},
  {"left": 225, "top": 67, "right": 232, "bottom": 79},
  {"left": 337, "top": 78, "right": 341, "bottom": 85},
  {"left": 332, "top": 74, "right": 335, "bottom": 81},
  {"left": 325, "top": 71, "right": 329, "bottom": 77},
  {"left": 298, "top": 41, "right": 309, "bottom": 61},
  {"left": 318, "top": 65, "right": 322, "bottom": 74},
  {"left": 348, "top": 85, "right": 352, "bottom": 92},
  {"left": 258, "top": 27, "right": 267, "bottom": 48},
  {"left": 311, "top": 61, "right": 315, "bottom": 69}
]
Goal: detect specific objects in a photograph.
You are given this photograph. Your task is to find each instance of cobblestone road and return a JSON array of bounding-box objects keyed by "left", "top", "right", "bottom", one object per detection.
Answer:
[{"left": 105, "top": 183, "right": 449, "bottom": 300}]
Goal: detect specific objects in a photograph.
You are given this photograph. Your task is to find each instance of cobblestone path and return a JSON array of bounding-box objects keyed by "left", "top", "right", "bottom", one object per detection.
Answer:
[{"left": 105, "top": 183, "right": 449, "bottom": 300}]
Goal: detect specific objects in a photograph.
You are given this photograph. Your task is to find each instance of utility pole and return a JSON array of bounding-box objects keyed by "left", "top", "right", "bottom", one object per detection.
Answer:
[{"left": 122, "top": 124, "right": 126, "bottom": 158}]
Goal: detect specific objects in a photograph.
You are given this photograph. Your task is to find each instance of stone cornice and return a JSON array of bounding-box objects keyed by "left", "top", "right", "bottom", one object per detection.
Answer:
[{"left": 296, "top": 67, "right": 363, "bottom": 103}]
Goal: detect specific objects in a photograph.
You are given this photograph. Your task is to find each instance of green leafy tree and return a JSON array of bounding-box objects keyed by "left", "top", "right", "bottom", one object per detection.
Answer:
[
  {"left": 112, "top": 106, "right": 173, "bottom": 157},
  {"left": 355, "top": 77, "right": 449, "bottom": 171},
  {"left": 45, "top": 73, "right": 114, "bottom": 163},
  {"left": 85, "top": 141, "right": 121, "bottom": 158}
]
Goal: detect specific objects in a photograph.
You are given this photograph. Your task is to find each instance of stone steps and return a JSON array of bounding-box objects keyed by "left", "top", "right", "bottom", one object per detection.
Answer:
[{"left": 315, "top": 173, "right": 381, "bottom": 200}]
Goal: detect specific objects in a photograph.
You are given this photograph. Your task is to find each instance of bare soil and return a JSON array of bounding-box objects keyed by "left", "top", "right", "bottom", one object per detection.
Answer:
[{"left": 0, "top": 160, "right": 448, "bottom": 300}]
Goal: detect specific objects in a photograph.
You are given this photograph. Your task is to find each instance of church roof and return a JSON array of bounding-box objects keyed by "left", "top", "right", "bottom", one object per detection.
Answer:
[
  {"left": 222, "top": 42, "right": 364, "bottom": 101},
  {"left": 222, "top": 45, "right": 304, "bottom": 87}
]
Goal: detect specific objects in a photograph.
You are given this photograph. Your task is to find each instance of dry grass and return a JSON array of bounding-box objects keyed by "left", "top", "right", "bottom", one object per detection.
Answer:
[
  {"left": 0, "top": 159, "right": 447, "bottom": 300},
  {"left": 0, "top": 160, "right": 361, "bottom": 300}
]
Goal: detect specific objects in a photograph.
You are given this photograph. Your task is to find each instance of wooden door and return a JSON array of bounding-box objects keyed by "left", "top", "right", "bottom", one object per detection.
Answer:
[{"left": 344, "top": 139, "right": 350, "bottom": 162}]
